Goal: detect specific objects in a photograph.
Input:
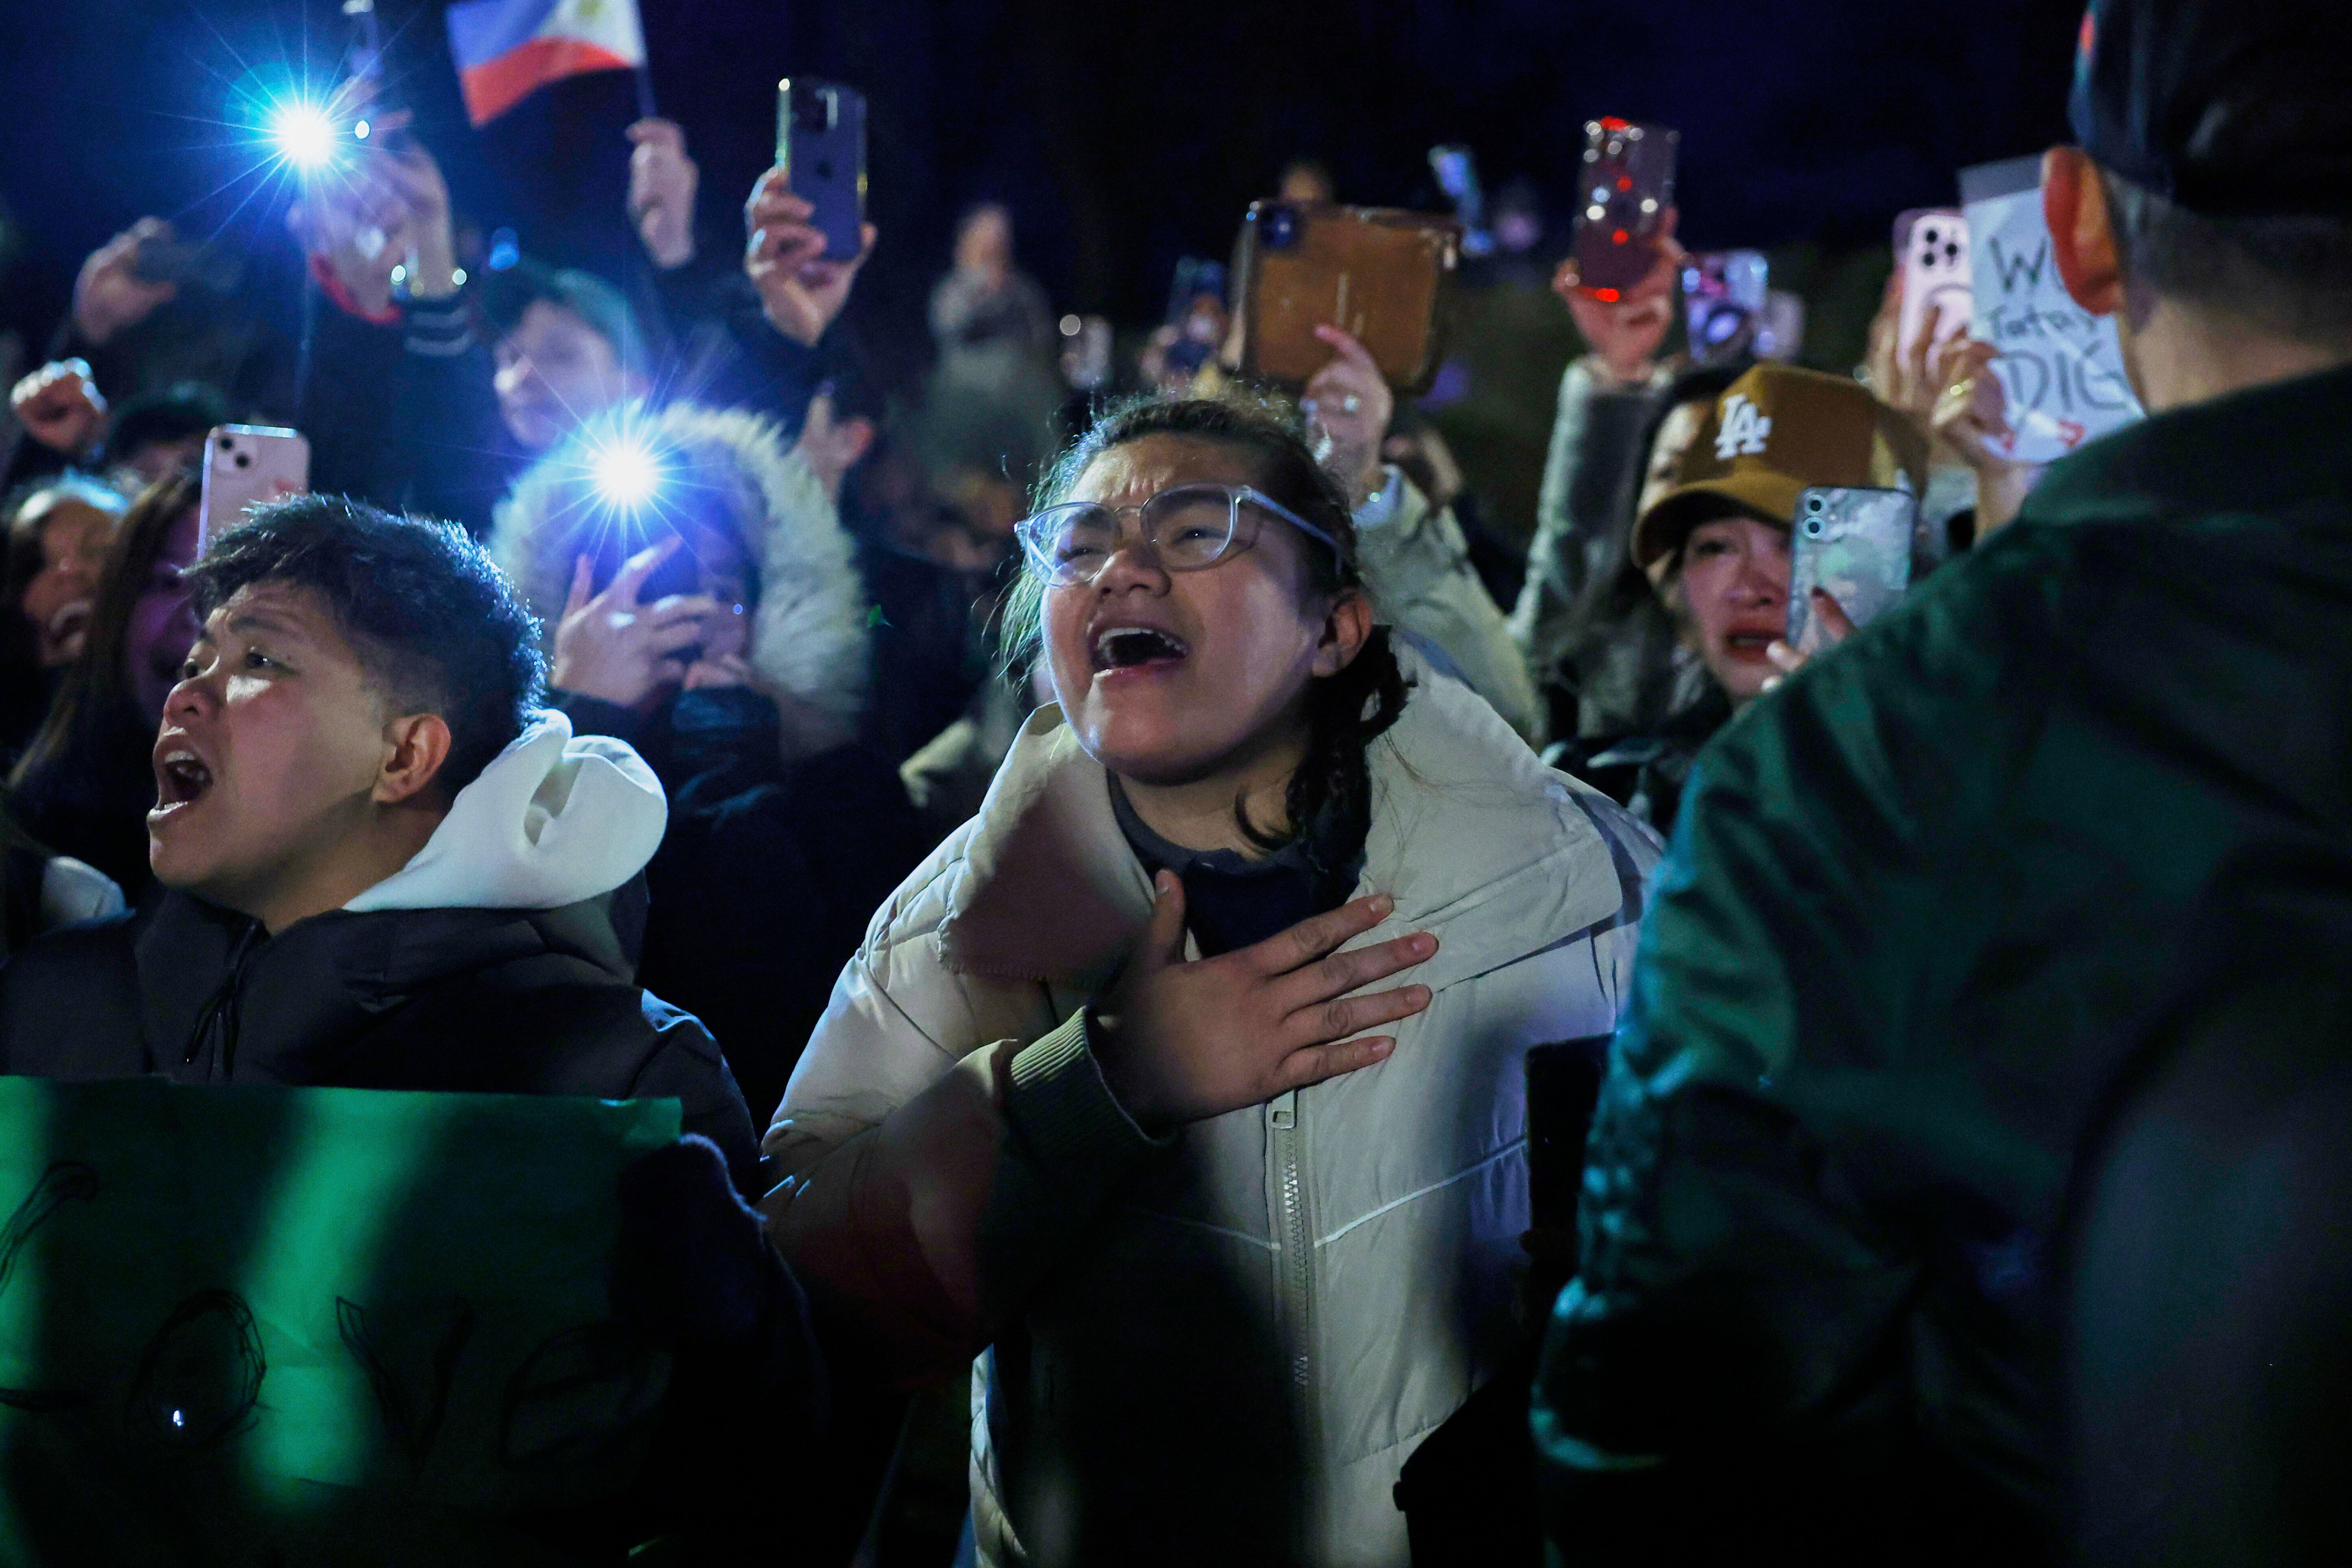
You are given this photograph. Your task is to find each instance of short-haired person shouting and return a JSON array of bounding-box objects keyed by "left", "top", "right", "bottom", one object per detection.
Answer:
[
  {"left": 1534, "top": 0, "right": 2352, "bottom": 1560},
  {"left": 762, "top": 393, "right": 1658, "bottom": 1566},
  {"left": 0, "top": 494, "right": 756, "bottom": 1170},
  {"left": 0, "top": 496, "right": 819, "bottom": 1557}
]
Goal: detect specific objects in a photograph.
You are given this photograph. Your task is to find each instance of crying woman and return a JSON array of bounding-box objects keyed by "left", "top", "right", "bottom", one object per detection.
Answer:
[{"left": 760, "top": 392, "right": 1659, "bottom": 1567}]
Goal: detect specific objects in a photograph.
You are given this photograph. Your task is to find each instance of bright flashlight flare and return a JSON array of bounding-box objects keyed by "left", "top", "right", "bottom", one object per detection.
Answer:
[
  {"left": 270, "top": 103, "right": 341, "bottom": 171},
  {"left": 590, "top": 442, "right": 662, "bottom": 509}
]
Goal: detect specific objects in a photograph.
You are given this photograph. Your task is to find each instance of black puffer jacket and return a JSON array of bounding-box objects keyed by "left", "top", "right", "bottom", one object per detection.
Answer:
[
  {"left": 0, "top": 886, "right": 760, "bottom": 1190},
  {"left": 0, "top": 708, "right": 761, "bottom": 1189}
]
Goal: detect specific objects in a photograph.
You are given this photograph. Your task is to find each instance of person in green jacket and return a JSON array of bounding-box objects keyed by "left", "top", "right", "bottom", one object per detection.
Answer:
[{"left": 1533, "top": 0, "right": 2352, "bottom": 1560}]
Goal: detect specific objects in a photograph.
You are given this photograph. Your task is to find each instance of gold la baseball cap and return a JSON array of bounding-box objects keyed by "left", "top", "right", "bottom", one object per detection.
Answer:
[{"left": 1631, "top": 363, "right": 1931, "bottom": 573}]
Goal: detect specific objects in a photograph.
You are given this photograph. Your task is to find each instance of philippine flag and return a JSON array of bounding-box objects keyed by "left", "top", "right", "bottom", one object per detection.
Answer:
[{"left": 446, "top": 0, "right": 646, "bottom": 127}]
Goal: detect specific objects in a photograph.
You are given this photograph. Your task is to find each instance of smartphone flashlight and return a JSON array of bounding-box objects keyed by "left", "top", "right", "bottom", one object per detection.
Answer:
[
  {"left": 269, "top": 102, "right": 342, "bottom": 171},
  {"left": 590, "top": 441, "right": 664, "bottom": 511}
]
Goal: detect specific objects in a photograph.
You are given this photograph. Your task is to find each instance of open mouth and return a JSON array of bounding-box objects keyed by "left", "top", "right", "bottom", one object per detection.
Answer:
[
  {"left": 1090, "top": 625, "right": 1189, "bottom": 673},
  {"left": 1723, "top": 629, "right": 1780, "bottom": 660},
  {"left": 46, "top": 600, "right": 90, "bottom": 651},
  {"left": 153, "top": 746, "right": 214, "bottom": 811}
]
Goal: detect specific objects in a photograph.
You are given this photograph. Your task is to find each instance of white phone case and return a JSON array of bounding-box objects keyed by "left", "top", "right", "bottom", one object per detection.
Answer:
[
  {"left": 1895, "top": 210, "right": 1972, "bottom": 365},
  {"left": 198, "top": 426, "right": 311, "bottom": 548}
]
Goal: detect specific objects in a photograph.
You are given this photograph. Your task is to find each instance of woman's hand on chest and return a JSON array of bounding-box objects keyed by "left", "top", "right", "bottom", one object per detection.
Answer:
[{"left": 1088, "top": 871, "right": 1437, "bottom": 1132}]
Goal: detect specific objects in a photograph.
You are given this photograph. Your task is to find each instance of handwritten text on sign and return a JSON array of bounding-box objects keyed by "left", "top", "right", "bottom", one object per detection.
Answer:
[
  {"left": 0, "top": 1077, "right": 681, "bottom": 1563},
  {"left": 1961, "top": 155, "right": 2143, "bottom": 463}
]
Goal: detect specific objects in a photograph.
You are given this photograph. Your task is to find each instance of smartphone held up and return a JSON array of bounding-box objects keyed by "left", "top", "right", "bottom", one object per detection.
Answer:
[
  {"left": 776, "top": 79, "right": 867, "bottom": 261},
  {"left": 1235, "top": 203, "right": 1460, "bottom": 393},
  {"left": 1570, "top": 118, "right": 1677, "bottom": 299},
  {"left": 1683, "top": 250, "right": 1767, "bottom": 365},
  {"left": 197, "top": 426, "right": 310, "bottom": 550},
  {"left": 1786, "top": 486, "right": 1915, "bottom": 656},
  {"left": 1894, "top": 209, "right": 1972, "bottom": 363}
]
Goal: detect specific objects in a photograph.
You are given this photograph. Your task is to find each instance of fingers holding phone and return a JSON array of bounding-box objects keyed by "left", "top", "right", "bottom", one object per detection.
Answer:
[
  {"left": 745, "top": 169, "right": 876, "bottom": 347},
  {"left": 1554, "top": 207, "right": 1682, "bottom": 386},
  {"left": 1928, "top": 336, "right": 2040, "bottom": 535},
  {"left": 1765, "top": 589, "right": 1857, "bottom": 684},
  {"left": 365, "top": 114, "right": 459, "bottom": 299},
  {"left": 1301, "top": 326, "right": 1393, "bottom": 508},
  {"left": 553, "top": 540, "right": 738, "bottom": 714},
  {"left": 628, "top": 117, "right": 700, "bottom": 270},
  {"left": 287, "top": 109, "right": 457, "bottom": 313}
]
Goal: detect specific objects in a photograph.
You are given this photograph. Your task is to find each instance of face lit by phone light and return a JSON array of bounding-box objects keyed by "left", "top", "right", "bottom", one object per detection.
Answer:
[
  {"left": 494, "top": 303, "right": 643, "bottom": 453},
  {"left": 1668, "top": 509, "right": 1791, "bottom": 706}
]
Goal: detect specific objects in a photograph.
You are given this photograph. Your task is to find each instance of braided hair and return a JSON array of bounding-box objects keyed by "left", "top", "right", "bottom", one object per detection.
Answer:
[{"left": 1002, "top": 391, "right": 1410, "bottom": 884}]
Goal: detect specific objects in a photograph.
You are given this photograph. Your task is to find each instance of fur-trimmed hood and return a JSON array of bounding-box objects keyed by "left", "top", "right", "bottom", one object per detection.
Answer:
[{"left": 491, "top": 401, "right": 871, "bottom": 756}]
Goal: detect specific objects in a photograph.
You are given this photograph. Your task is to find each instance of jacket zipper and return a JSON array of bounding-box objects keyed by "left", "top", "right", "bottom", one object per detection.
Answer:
[
  {"left": 185, "top": 924, "right": 264, "bottom": 1075},
  {"left": 1269, "top": 1088, "right": 1313, "bottom": 1388},
  {"left": 1269, "top": 1088, "right": 1316, "bottom": 1552}
]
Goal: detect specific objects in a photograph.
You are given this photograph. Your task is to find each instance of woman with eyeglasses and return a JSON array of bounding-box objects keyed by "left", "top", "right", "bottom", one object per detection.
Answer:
[{"left": 762, "top": 393, "right": 1655, "bottom": 1566}]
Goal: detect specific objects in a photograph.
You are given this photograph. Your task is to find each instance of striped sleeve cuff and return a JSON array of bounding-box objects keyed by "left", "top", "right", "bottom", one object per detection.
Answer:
[
  {"left": 1002, "top": 1012, "right": 1171, "bottom": 1185},
  {"left": 402, "top": 299, "right": 478, "bottom": 358}
]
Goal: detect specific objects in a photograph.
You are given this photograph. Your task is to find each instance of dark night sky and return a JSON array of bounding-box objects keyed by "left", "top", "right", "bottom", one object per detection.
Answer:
[{"left": 1, "top": 0, "right": 2089, "bottom": 375}]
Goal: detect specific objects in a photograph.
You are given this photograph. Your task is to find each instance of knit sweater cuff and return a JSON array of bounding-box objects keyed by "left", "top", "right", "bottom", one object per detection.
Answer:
[{"left": 1003, "top": 1012, "right": 1169, "bottom": 1185}]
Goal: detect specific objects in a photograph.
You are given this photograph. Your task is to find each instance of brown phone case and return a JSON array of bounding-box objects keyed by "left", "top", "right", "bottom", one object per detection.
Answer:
[{"left": 1236, "top": 202, "right": 1461, "bottom": 394}]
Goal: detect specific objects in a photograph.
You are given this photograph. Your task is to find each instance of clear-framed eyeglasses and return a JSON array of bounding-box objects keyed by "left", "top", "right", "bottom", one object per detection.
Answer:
[{"left": 1013, "top": 483, "right": 1344, "bottom": 589}]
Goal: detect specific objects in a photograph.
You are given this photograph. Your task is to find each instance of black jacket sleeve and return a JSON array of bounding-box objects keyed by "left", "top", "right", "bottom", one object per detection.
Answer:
[
  {"left": 637, "top": 690, "right": 926, "bottom": 1130},
  {"left": 296, "top": 301, "right": 404, "bottom": 507},
  {"left": 0, "top": 914, "right": 149, "bottom": 1079},
  {"left": 657, "top": 267, "right": 830, "bottom": 434},
  {"left": 387, "top": 296, "right": 511, "bottom": 537},
  {"left": 628, "top": 993, "right": 766, "bottom": 1197},
  {"left": 296, "top": 291, "right": 509, "bottom": 536}
]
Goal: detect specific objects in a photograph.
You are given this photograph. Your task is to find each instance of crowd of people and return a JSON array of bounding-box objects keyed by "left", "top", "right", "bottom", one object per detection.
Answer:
[{"left": 0, "top": 0, "right": 2347, "bottom": 1559}]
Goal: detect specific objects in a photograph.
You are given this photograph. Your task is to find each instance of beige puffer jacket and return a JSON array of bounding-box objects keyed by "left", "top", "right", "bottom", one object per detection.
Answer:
[{"left": 762, "top": 662, "right": 1658, "bottom": 1566}]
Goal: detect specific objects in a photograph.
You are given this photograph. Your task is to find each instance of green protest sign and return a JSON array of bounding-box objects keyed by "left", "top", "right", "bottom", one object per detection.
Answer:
[{"left": 0, "top": 1076, "right": 681, "bottom": 1563}]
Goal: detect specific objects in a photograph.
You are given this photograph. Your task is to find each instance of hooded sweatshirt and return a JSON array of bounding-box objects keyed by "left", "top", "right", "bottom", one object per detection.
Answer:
[{"left": 0, "top": 709, "right": 761, "bottom": 1190}]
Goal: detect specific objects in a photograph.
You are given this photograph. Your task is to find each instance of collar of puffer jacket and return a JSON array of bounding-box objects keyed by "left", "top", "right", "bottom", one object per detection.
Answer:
[{"left": 936, "top": 653, "right": 1653, "bottom": 994}]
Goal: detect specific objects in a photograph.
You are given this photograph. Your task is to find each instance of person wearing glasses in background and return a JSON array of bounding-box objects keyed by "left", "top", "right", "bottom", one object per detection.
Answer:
[{"left": 759, "top": 392, "right": 1655, "bottom": 1566}]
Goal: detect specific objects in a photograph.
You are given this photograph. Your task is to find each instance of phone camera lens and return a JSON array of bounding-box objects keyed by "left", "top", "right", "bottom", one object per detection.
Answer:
[
  {"left": 1806, "top": 494, "right": 1825, "bottom": 512},
  {"left": 1805, "top": 518, "right": 1825, "bottom": 536},
  {"left": 233, "top": 452, "right": 251, "bottom": 469},
  {"left": 216, "top": 435, "right": 234, "bottom": 450}
]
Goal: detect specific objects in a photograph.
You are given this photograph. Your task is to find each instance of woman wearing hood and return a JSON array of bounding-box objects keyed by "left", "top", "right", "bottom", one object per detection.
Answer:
[{"left": 492, "top": 401, "right": 924, "bottom": 1125}]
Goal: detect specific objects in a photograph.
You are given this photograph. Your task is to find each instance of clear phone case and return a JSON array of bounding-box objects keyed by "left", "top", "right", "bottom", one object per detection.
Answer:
[{"left": 1787, "top": 486, "right": 1917, "bottom": 655}]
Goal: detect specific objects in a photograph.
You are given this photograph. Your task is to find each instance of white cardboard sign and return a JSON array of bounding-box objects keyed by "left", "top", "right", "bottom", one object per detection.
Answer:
[{"left": 1961, "top": 155, "right": 2143, "bottom": 463}]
